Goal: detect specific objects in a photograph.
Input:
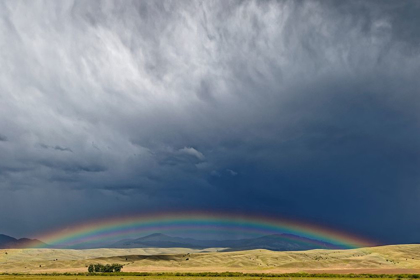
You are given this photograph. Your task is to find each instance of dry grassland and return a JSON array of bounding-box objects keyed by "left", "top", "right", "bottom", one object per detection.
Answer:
[{"left": 1, "top": 245, "right": 420, "bottom": 274}]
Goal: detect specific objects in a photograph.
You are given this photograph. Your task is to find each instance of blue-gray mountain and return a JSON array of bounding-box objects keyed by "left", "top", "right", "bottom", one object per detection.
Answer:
[
  {"left": 0, "top": 233, "right": 345, "bottom": 251},
  {"left": 107, "top": 233, "right": 341, "bottom": 251},
  {"left": 0, "top": 234, "right": 45, "bottom": 249}
]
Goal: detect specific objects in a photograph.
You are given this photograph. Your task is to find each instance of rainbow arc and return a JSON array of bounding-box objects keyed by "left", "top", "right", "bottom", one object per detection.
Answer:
[{"left": 31, "top": 212, "right": 375, "bottom": 249}]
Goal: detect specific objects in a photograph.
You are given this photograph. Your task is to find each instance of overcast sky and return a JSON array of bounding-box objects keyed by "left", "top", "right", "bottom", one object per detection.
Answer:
[{"left": 0, "top": 0, "right": 419, "bottom": 244}]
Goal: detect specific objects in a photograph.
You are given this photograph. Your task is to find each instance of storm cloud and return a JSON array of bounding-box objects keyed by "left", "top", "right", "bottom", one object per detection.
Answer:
[{"left": 0, "top": 0, "right": 419, "bottom": 244}]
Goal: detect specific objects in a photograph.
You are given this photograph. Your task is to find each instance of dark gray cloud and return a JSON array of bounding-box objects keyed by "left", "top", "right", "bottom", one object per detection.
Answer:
[
  {"left": 40, "top": 143, "right": 73, "bottom": 153},
  {"left": 0, "top": 0, "right": 419, "bottom": 244}
]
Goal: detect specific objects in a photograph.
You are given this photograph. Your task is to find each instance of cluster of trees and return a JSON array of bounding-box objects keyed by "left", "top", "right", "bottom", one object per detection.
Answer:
[{"left": 87, "top": 263, "right": 123, "bottom": 273}]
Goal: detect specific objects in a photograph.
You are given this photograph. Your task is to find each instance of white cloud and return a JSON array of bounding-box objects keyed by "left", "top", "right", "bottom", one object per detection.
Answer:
[
  {"left": 226, "top": 169, "right": 238, "bottom": 176},
  {"left": 178, "top": 147, "right": 205, "bottom": 161}
]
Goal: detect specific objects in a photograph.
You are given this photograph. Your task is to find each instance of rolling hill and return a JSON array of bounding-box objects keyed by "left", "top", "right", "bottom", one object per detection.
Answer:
[{"left": 1, "top": 244, "right": 419, "bottom": 274}]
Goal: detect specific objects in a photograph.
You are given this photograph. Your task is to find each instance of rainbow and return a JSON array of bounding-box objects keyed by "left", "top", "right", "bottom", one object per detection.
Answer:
[{"left": 32, "top": 211, "right": 375, "bottom": 249}]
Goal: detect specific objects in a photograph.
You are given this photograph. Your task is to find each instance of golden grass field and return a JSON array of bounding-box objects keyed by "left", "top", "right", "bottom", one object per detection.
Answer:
[
  {"left": 0, "top": 277, "right": 403, "bottom": 280},
  {"left": 1, "top": 245, "right": 420, "bottom": 274}
]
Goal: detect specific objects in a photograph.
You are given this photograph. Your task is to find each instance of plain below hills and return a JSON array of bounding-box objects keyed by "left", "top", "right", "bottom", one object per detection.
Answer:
[{"left": 1, "top": 244, "right": 420, "bottom": 274}]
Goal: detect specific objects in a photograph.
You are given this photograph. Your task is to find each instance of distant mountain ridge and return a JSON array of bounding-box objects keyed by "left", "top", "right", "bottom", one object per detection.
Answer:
[
  {"left": 108, "top": 233, "right": 341, "bottom": 251},
  {"left": 0, "top": 234, "right": 45, "bottom": 249},
  {"left": 0, "top": 232, "right": 341, "bottom": 251}
]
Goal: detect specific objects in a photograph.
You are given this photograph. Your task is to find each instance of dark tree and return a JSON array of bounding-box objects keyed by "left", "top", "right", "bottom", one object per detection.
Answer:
[
  {"left": 88, "top": 263, "right": 123, "bottom": 273},
  {"left": 112, "top": 263, "right": 123, "bottom": 272},
  {"left": 94, "top": 264, "right": 101, "bottom": 272}
]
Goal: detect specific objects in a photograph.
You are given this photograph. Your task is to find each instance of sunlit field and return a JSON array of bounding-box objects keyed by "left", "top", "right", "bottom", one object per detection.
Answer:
[
  {"left": 0, "top": 275, "right": 417, "bottom": 280},
  {"left": 1, "top": 245, "right": 420, "bottom": 275}
]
